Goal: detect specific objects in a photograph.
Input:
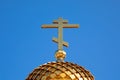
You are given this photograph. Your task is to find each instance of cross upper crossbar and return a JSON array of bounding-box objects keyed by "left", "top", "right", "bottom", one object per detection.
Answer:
[{"left": 42, "top": 24, "right": 79, "bottom": 28}]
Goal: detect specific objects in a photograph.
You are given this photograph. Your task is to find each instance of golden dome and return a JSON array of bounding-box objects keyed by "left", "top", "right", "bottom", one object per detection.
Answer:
[
  {"left": 26, "top": 18, "right": 94, "bottom": 80},
  {"left": 26, "top": 62, "right": 94, "bottom": 80}
]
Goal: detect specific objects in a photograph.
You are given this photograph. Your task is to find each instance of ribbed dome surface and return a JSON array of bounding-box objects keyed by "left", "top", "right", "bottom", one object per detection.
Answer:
[{"left": 26, "top": 62, "right": 94, "bottom": 80}]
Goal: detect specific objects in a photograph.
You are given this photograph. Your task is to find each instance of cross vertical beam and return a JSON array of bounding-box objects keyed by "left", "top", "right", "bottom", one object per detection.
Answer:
[{"left": 58, "top": 18, "right": 63, "bottom": 50}]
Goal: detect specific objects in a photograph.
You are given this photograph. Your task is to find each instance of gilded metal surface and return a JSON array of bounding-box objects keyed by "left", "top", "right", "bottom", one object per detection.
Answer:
[
  {"left": 26, "top": 62, "right": 94, "bottom": 80},
  {"left": 55, "top": 50, "right": 66, "bottom": 62}
]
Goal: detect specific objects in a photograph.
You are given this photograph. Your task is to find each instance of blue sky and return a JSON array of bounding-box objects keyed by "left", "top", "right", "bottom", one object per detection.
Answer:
[{"left": 0, "top": 0, "right": 120, "bottom": 80}]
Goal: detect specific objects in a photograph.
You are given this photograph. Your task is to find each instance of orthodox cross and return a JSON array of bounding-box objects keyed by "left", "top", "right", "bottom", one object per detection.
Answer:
[{"left": 42, "top": 17, "right": 79, "bottom": 50}]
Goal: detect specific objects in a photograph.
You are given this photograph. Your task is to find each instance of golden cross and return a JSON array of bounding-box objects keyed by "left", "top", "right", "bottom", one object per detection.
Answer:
[{"left": 42, "top": 17, "right": 79, "bottom": 50}]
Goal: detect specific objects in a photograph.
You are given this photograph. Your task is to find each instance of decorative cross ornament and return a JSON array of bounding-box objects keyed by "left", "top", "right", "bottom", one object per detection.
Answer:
[
  {"left": 42, "top": 18, "right": 79, "bottom": 62},
  {"left": 42, "top": 17, "right": 79, "bottom": 50}
]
